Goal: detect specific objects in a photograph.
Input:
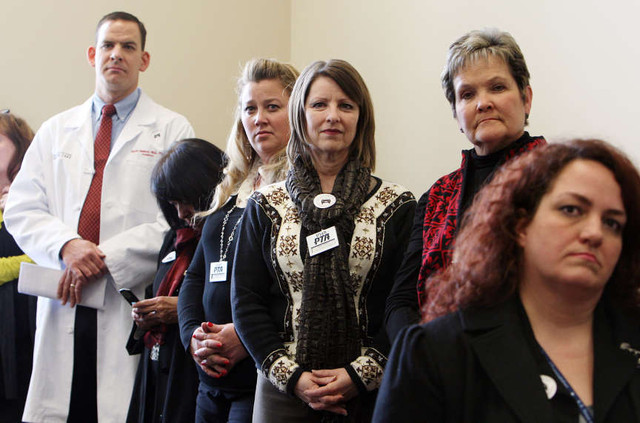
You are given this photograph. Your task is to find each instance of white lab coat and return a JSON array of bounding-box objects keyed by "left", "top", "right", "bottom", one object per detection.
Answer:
[{"left": 4, "top": 91, "right": 194, "bottom": 422}]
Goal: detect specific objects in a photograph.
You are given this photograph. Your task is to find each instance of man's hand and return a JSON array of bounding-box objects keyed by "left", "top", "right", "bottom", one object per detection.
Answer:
[
  {"left": 57, "top": 267, "right": 85, "bottom": 307},
  {"left": 132, "top": 296, "right": 178, "bottom": 330},
  {"left": 57, "top": 239, "right": 107, "bottom": 307},
  {"left": 61, "top": 239, "right": 107, "bottom": 282}
]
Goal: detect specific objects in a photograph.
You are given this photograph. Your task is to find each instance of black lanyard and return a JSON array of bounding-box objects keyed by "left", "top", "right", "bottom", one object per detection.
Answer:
[{"left": 540, "top": 348, "right": 595, "bottom": 423}]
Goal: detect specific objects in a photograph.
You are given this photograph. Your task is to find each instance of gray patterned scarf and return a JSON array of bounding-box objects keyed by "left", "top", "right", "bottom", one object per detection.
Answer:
[{"left": 286, "top": 155, "right": 371, "bottom": 371}]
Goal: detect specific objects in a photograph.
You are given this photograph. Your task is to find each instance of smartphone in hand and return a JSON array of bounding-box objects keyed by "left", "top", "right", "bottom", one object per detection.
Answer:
[{"left": 119, "top": 288, "right": 140, "bottom": 305}]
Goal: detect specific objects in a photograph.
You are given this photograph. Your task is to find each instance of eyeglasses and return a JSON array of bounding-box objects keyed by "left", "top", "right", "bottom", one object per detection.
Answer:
[{"left": 0, "top": 109, "right": 9, "bottom": 114}]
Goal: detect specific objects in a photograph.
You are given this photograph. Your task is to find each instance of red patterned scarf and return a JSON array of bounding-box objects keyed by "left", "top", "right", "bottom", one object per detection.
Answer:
[{"left": 144, "top": 228, "right": 198, "bottom": 349}]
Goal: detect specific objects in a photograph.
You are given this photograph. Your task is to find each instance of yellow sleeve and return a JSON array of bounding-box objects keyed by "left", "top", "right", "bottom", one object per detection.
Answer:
[{"left": 0, "top": 254, "right": 34, "bottom": 285}]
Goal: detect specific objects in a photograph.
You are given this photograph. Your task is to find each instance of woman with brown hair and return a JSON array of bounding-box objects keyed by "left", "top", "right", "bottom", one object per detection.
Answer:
[
  {"left": 374, "top": 139, "right": 640, "bottom": 422},
  {"left": 0, "top": 110, "right": 35, "bottom": 421},
  {"left": 231, "top": 59, "right": 415, "bottom": 422}
]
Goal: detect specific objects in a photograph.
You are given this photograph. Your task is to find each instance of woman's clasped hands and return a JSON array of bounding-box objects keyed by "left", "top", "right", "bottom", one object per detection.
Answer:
[
  {"left": 189, "top": 322, "right": 248, "bottom": 378},
  {"left": 295, "top": 368, "right": 358, "bottom": 416}
]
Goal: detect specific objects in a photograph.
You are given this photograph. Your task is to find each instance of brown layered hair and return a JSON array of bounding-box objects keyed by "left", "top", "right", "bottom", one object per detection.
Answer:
[
  {"left": 287, "top": 59, "right": 376, "bottom": 170},
  {"left": 0, "top": 112, "right": 34, "bottom": 182}
]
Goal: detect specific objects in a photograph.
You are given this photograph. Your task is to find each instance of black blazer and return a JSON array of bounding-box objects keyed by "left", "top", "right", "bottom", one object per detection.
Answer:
[{"left": 373, "top": 297, "right": 640, "bottom": 422}]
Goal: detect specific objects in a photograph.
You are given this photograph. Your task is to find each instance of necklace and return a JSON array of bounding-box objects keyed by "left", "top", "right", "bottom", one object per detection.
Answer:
[
  {"left": 209, "top": 205, "right": 243, "bottom": 283},
  {"left": 219, "top": 205, "right": 243, "bottom": 262}
]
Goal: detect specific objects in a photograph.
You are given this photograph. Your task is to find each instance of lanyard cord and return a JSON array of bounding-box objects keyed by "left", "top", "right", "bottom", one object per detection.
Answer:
[
  {"left": 219, "top": 205, "right": 243, "bottom": 262},
  {"left": 540, "top": 347, "right": 595, "bottom": 423}
]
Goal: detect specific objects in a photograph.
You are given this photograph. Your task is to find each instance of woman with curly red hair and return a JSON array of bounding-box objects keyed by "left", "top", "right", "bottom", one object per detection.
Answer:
[{"left": 374, "top": 139, "right": 640, "bottom": 422}]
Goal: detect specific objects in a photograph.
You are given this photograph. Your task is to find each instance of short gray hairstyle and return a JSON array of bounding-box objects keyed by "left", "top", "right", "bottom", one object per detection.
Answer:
[{"left": 441, "top": 28, "right": 531, "bottom": 119}]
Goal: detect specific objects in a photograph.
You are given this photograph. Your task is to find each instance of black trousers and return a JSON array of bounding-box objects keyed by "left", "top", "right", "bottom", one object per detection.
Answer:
[{"left": 67, "top": 306, "right": 98, "bottom": 423}]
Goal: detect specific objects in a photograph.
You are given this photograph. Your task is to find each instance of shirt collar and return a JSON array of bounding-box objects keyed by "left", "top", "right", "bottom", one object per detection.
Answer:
[{"left": 91, "top": 88, "right": 141, "bottom": 123}]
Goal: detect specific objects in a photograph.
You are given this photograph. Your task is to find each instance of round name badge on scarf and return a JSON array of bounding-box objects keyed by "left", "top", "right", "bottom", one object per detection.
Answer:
[{"left": 313, "top": 193, "right": 336, "bottom": 209}]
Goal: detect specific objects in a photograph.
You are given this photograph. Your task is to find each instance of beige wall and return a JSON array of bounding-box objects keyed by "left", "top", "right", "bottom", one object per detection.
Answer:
[
  {"left": 3, "top": 1, "right": 639, "bottom": 196},
  {"left": 1, "top": 0, "right": 291, "bottom": 150},
  {"left": 291, "top": 0, "right": 640, "bottom": 195}
]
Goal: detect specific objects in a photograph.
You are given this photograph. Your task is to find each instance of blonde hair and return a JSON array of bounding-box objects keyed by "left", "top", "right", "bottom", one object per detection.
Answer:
[{"left": 206, "top": 58, "right": 299, "bottom": 214}]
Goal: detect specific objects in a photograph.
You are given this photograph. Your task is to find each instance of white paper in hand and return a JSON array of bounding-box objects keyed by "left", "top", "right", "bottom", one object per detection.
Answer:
[{"left": 18, "top": 262, "right": 106, "bottom": 309}]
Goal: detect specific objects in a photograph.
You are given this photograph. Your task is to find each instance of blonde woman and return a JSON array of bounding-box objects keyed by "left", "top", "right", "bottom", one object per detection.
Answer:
[{"left": 178, "top": 58, "right": 298, "bottom": 422}]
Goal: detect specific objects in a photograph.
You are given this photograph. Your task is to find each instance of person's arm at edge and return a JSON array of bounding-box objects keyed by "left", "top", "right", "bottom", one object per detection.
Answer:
[
  {"left": 347, "top": 194, "right": 417, "bottom": 394},
  {"left": 372, "top": 323, "right": 443, "bottom": 423},
  {"left": 231, "top": 195, "right": 304, "bottom": 395},
  {"left": 178, "top": 235, "right": 207, "bottom": 351},
  {"left": 385, "top": 189, "right": 431, "bottom": 343},
  {"left": 4, "top": 122, "right": 86, "bottom": 269},
  {"left": 99, "top": 118, "right": 194, "bottom": 290}
]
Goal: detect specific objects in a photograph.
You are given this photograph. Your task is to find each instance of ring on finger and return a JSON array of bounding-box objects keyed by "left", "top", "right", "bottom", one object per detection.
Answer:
[{"left": 70, "top": 284, "right": 76, "bottom": 288}]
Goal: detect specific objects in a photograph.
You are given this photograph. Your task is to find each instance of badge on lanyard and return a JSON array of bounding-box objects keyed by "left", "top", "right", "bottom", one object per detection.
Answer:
[
  {"left": 209, "top": 261, "right": 228, "bottom": 282},
  {"left": 161, "top": 251, "right": 176, "bottom": 263},
  {"left": 306, "top": 226, "right": 339, "bottom": 257}
]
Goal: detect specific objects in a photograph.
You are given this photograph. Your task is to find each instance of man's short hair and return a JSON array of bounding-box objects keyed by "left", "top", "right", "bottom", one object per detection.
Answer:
[{"left": 96, "top": 11, "right": 147, "bottom": 51}]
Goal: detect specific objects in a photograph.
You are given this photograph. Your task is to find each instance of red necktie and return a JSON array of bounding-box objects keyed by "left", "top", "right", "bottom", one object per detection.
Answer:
[{"left": 77, "top": 104, "right": 116, "bottom": 244}]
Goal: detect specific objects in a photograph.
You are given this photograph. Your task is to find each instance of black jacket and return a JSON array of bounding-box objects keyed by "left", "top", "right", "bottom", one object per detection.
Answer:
[{"left": 374, "top": 297, "right": 640, "bottom": 422}]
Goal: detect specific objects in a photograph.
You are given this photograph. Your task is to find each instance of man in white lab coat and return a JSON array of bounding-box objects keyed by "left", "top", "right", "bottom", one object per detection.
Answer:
[{"left": 4, "top": 11, "right": 194, "bottom": 422}]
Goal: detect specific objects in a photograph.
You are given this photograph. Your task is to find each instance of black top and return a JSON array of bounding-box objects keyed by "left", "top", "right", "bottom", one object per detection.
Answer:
[
  {"left": 460, "top": 146, "right": 505, "bottom": 213},
  {"left": 385, "top": 133, "right": 545, "bottom": 342},
  {"left": 126, "top": 229, "right": 199, "bottom": 423},
  {"left": 0, "top": 214, "right": 36, "bottom": 406},
  {"left": 374, "top": 297, "right": 640, "bottom": 423},
  {"left": 178, "top": 196, "right": 256, "bottom": 392}
]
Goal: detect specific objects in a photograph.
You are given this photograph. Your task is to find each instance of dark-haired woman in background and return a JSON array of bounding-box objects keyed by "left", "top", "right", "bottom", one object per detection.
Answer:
[
  {"left": 127, "top": 138, "right": 225, "bottom": 423},
  {"left": 374, "top": 139, "right": 640, "bottom": 422},
  {"left": 385, "top": 28, "right": 546, "bottom": 341},
  {"left": 0, "top": 111, "right": 35, "bottom": 422}
]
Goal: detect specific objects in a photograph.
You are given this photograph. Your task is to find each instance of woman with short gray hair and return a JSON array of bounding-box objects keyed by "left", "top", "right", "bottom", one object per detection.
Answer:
[{"left": 386, "top": 28, "right": 546, "bottom": 341}]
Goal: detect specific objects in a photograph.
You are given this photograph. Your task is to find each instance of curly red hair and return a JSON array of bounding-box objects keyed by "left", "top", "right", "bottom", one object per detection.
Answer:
[{"left": 422, "top": 139, "right": 640, "bottom": 323}]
